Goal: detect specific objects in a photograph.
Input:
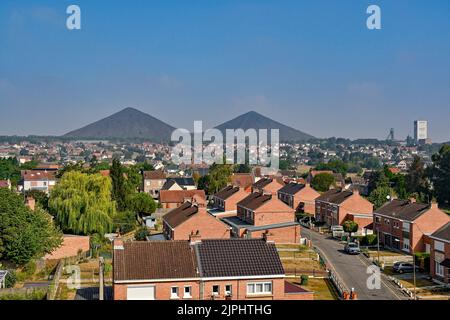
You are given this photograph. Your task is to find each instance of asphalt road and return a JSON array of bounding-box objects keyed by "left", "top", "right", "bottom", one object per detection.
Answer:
[{"left": 301, "top": 226, "right": 407, "bottom": 300}]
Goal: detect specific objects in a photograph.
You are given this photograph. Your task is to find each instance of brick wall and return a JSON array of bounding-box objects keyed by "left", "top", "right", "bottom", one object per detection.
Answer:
[
  {"left": 172, "top": 210, "right": 231, "bottom": 240},
  {"left": 44, "top": 235, "right": 90, "bottom": 260},
  {"left": 114, "top": 278, "right": 293, "bottom": 300},
  {"left": 250, "top": 225, "right": 300, "bottom": 244}
]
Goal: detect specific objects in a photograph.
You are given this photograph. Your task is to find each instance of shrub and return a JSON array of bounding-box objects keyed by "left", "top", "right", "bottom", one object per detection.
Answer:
[
  {"left": 134, "top": 227, "right": 151, "bottom": 241},
  {"left": 360, "top": 234, "right": 377, "bottom": 246},
  {"left": 300, "top": 275, "right": 309, "bottom": 285},
  {"left": 0, "top": 289, "right": 47, "bottom": 300},
  {"left": 103, "top": 263, "right": 112, "bottom": 273},
  {"left": 5, "top": 270, "right": 17, "bottom": 288},
  {"left": 23, "top": 261, "right": 37, "bottom": 276}
]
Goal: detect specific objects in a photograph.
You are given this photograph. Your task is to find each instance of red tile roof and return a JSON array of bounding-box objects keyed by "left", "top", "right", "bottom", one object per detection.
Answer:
[
  {"left": 21, "top": 170, "right": 56, "bottom": 181},
  {"left": 114, "top": 241, "right": 198, "bottom": 281},
  {"left": 159, "top": 189, "right": 206, "bottom": 204},
  {"left": 143, "top": 170, "right": 166, "bottom": 179},
  {"left": 231, "top": 173, "right": 253, "bottom": 189}
]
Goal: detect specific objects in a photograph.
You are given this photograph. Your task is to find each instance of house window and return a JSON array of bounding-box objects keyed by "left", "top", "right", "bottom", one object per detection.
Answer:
[
  {"left": 435, "top": 261, "right": 445, "bottom": 277},
  {"left": 170, "top": 287, "right": 179, "bottom": 299},
  {"left": 402, "top": 222, "right": 410, "bottom": 232},
  {"left": 183, "top": 286, "right": 192, "bottom": 298},
  {"left": 402, "top": 239, "right": 410, "bottom": 252},
  {"left": 393, "top": 221, "right": 399, "bottom": 228},
  {"left": 246, "top": 282, "right": 272, "bottom": 295},
  {"left": 435, "top": 241, "right": 445, "bottom": 252},
  {"left": 375, "top": 216, "right": 381, "bottom": 223},
  {"left": 225, "top": 285, "right": 232, "bottom": 296},
  {"left": 212, "top": 285, "right": 220, "bottom": 296},
  {"left": 384, "top": 219, "right": 390, "bottom": 225}
]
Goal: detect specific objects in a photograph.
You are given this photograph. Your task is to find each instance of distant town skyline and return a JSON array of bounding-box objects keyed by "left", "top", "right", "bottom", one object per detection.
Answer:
[{"left": 1, "top": 0, "right": 450, "bottom": 141}]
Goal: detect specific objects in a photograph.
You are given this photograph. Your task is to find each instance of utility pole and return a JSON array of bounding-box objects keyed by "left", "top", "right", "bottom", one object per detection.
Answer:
[
  {"left": 377, "top": 229, "right": 380, "bottom": 267},
  {"left": 99, "top": 256, "right": 104, "bottom": 300},
  {"left": 412, "top": 243, "right": 417, "bottom": 300}
]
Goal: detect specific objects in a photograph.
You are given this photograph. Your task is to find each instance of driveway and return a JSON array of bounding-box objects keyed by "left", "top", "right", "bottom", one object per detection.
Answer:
[{"left": 301, "top": 226, "right": 408, "bottom": 300}]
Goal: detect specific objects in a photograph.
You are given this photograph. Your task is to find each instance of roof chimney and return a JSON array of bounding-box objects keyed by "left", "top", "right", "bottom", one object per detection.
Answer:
[
  {"left": 113, "top": 238, "right": 124, "bottom": 250},
  {"left": 263, "top": 230, "right": 275, "bottom": 243},
  {"left": 430, "top": 201, "right": 438, "bottom": 210},
  {"left": 189, "top": 230, "right": 201, "bottom": 244}
]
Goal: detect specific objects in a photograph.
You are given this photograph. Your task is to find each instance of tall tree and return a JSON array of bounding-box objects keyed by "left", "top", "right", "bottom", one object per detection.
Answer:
[
  {"left": 311, "top": 173, "right": 335, "bottom": 192},
  {"left": 0, "top": 188, "right": 62, "bottom": 265},
  {"left": 110, "top": 158, "right": 128, "bottom": 211},
  {"left": 129, "top": 192, "right": 156, "bottom": 215},
  {"left": 406, "top": 155, "right": 430, "bottom": 202},
  {"left": 49, "top": 171, "right": 116, "bottom": 235},
  {"left": 369, "top": 186, "right": 394, "bottom": 210},
  {"left": 431, "top": 144, "right": 450, "bottom": 206}
]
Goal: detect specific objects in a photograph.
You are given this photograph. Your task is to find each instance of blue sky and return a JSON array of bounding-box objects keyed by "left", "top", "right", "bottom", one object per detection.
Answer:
[{"left": 1, "top": 0, "right": 449, "bottom": 141}]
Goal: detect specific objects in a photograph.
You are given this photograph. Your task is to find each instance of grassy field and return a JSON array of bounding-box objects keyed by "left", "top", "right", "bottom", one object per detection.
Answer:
[
  {"left": 367, "top": 250, "right": 407, "bottom": 257},
  {"left": 287, "top": 278, "right": 338, "bottom": 300},
  {"left": 399, "top": 277, "right": 435, "bottom": 289}
]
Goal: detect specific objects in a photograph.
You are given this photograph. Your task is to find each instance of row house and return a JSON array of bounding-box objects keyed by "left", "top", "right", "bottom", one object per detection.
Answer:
[
  {"left": 159, "top": 189, "right": 206, "bottom": 209},
  {"left": 277, "top": 182, "right": 320, "bottom": 215},
  {"left": 231, "top": 173, "right": 254, "bottom": 192},
  {"left": 161, "top": 177, "right": 196, "bottom": 191},
  {"left": 373, "top": 200, "right": 449, "bottom": 254},
  {"left": 222, "top": 192, "right": 300, "bottom": 244},
  {"left": 113, "top": 237, "right": 313, "bottom": 300},
  {"left": 142, "top": 170, "right": 166, "bottom": 199},
  {"left": 163, "top": 201, "right": 230, "bottom": 240},
  {"left": 251, "top": 177, "right": 284, "bottom": 195},
  {"left": 315, "top": 189, "right": 373, "bottom": 231},
  {"left": 429, "top": 222, "right": 450, "bottom": 284},
  {"left": 20, "top": 170, "right": 56, "bottom": 193},
  {"left": 210, "top": 185, "right": 249, "bottom": 217}
]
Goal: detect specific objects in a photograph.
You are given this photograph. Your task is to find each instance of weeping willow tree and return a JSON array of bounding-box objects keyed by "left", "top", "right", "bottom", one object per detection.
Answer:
[{"left": 49, "top": 171, "right": 116, "bottom": 235}]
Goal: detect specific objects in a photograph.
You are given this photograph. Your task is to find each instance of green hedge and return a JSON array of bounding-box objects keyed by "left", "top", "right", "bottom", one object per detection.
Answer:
[{"left": 0, "top": 289, "right": 47, "bottom": 300}]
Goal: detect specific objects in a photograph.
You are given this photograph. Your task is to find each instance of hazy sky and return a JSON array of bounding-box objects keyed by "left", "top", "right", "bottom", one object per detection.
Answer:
[{"left": 1, "top": 0, "right": 450, "bottom": 141}]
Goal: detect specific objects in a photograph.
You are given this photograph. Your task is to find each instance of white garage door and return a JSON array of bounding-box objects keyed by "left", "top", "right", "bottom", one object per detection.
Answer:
[{"left": 127, "top": 285, "right": 155, "bottom": 300}]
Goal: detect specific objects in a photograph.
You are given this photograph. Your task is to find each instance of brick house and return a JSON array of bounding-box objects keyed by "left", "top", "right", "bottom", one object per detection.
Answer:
[
  {"left": 163, "top": 201, "right": 230, "bottom": 240},
  {"left": 373, "top": 200, "right": 450, "bottom": 254},
  {"left": 251, "top": 177, "right": 284, "bottom": 195},
  {"left": 21, "top": 170, "right": 56, "bottom": 193},
  {"left": 112, "top": 237, "right": 312, "bottom": 300},
  {"left": 211, "top": 185, "right": 249, "bottom": 216},
  {"left": 429, "top": 222, "right": 450, "bottom": 283},
  {"left": 315, "top": 189, "right": 373, "bottom": 230},
  {"left": 142, "top": 170, "right": 166, "bottom": 199},
  {"left": 161, "top": 177, "right": 196, "bottom": 191},
  {"left": 277, "top": 182, "right": 320, "bottom": 215},
  {"left": 221, "top": 192, "right": 300, "bottom": 244},
  {"left": 159, "top": 189, "right": 206, "bottom": 209},
  {"left": 231, "top": 173, "right": 253, "bottom": 192}
]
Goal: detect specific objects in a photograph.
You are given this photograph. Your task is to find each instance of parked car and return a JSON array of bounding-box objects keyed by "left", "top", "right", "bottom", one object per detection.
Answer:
[
  {"left": 392, "top": 262, "right": 420, "bottom": 274},
  {"left": 344, "top": 242, "right": 361, "bottom": 255}
]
